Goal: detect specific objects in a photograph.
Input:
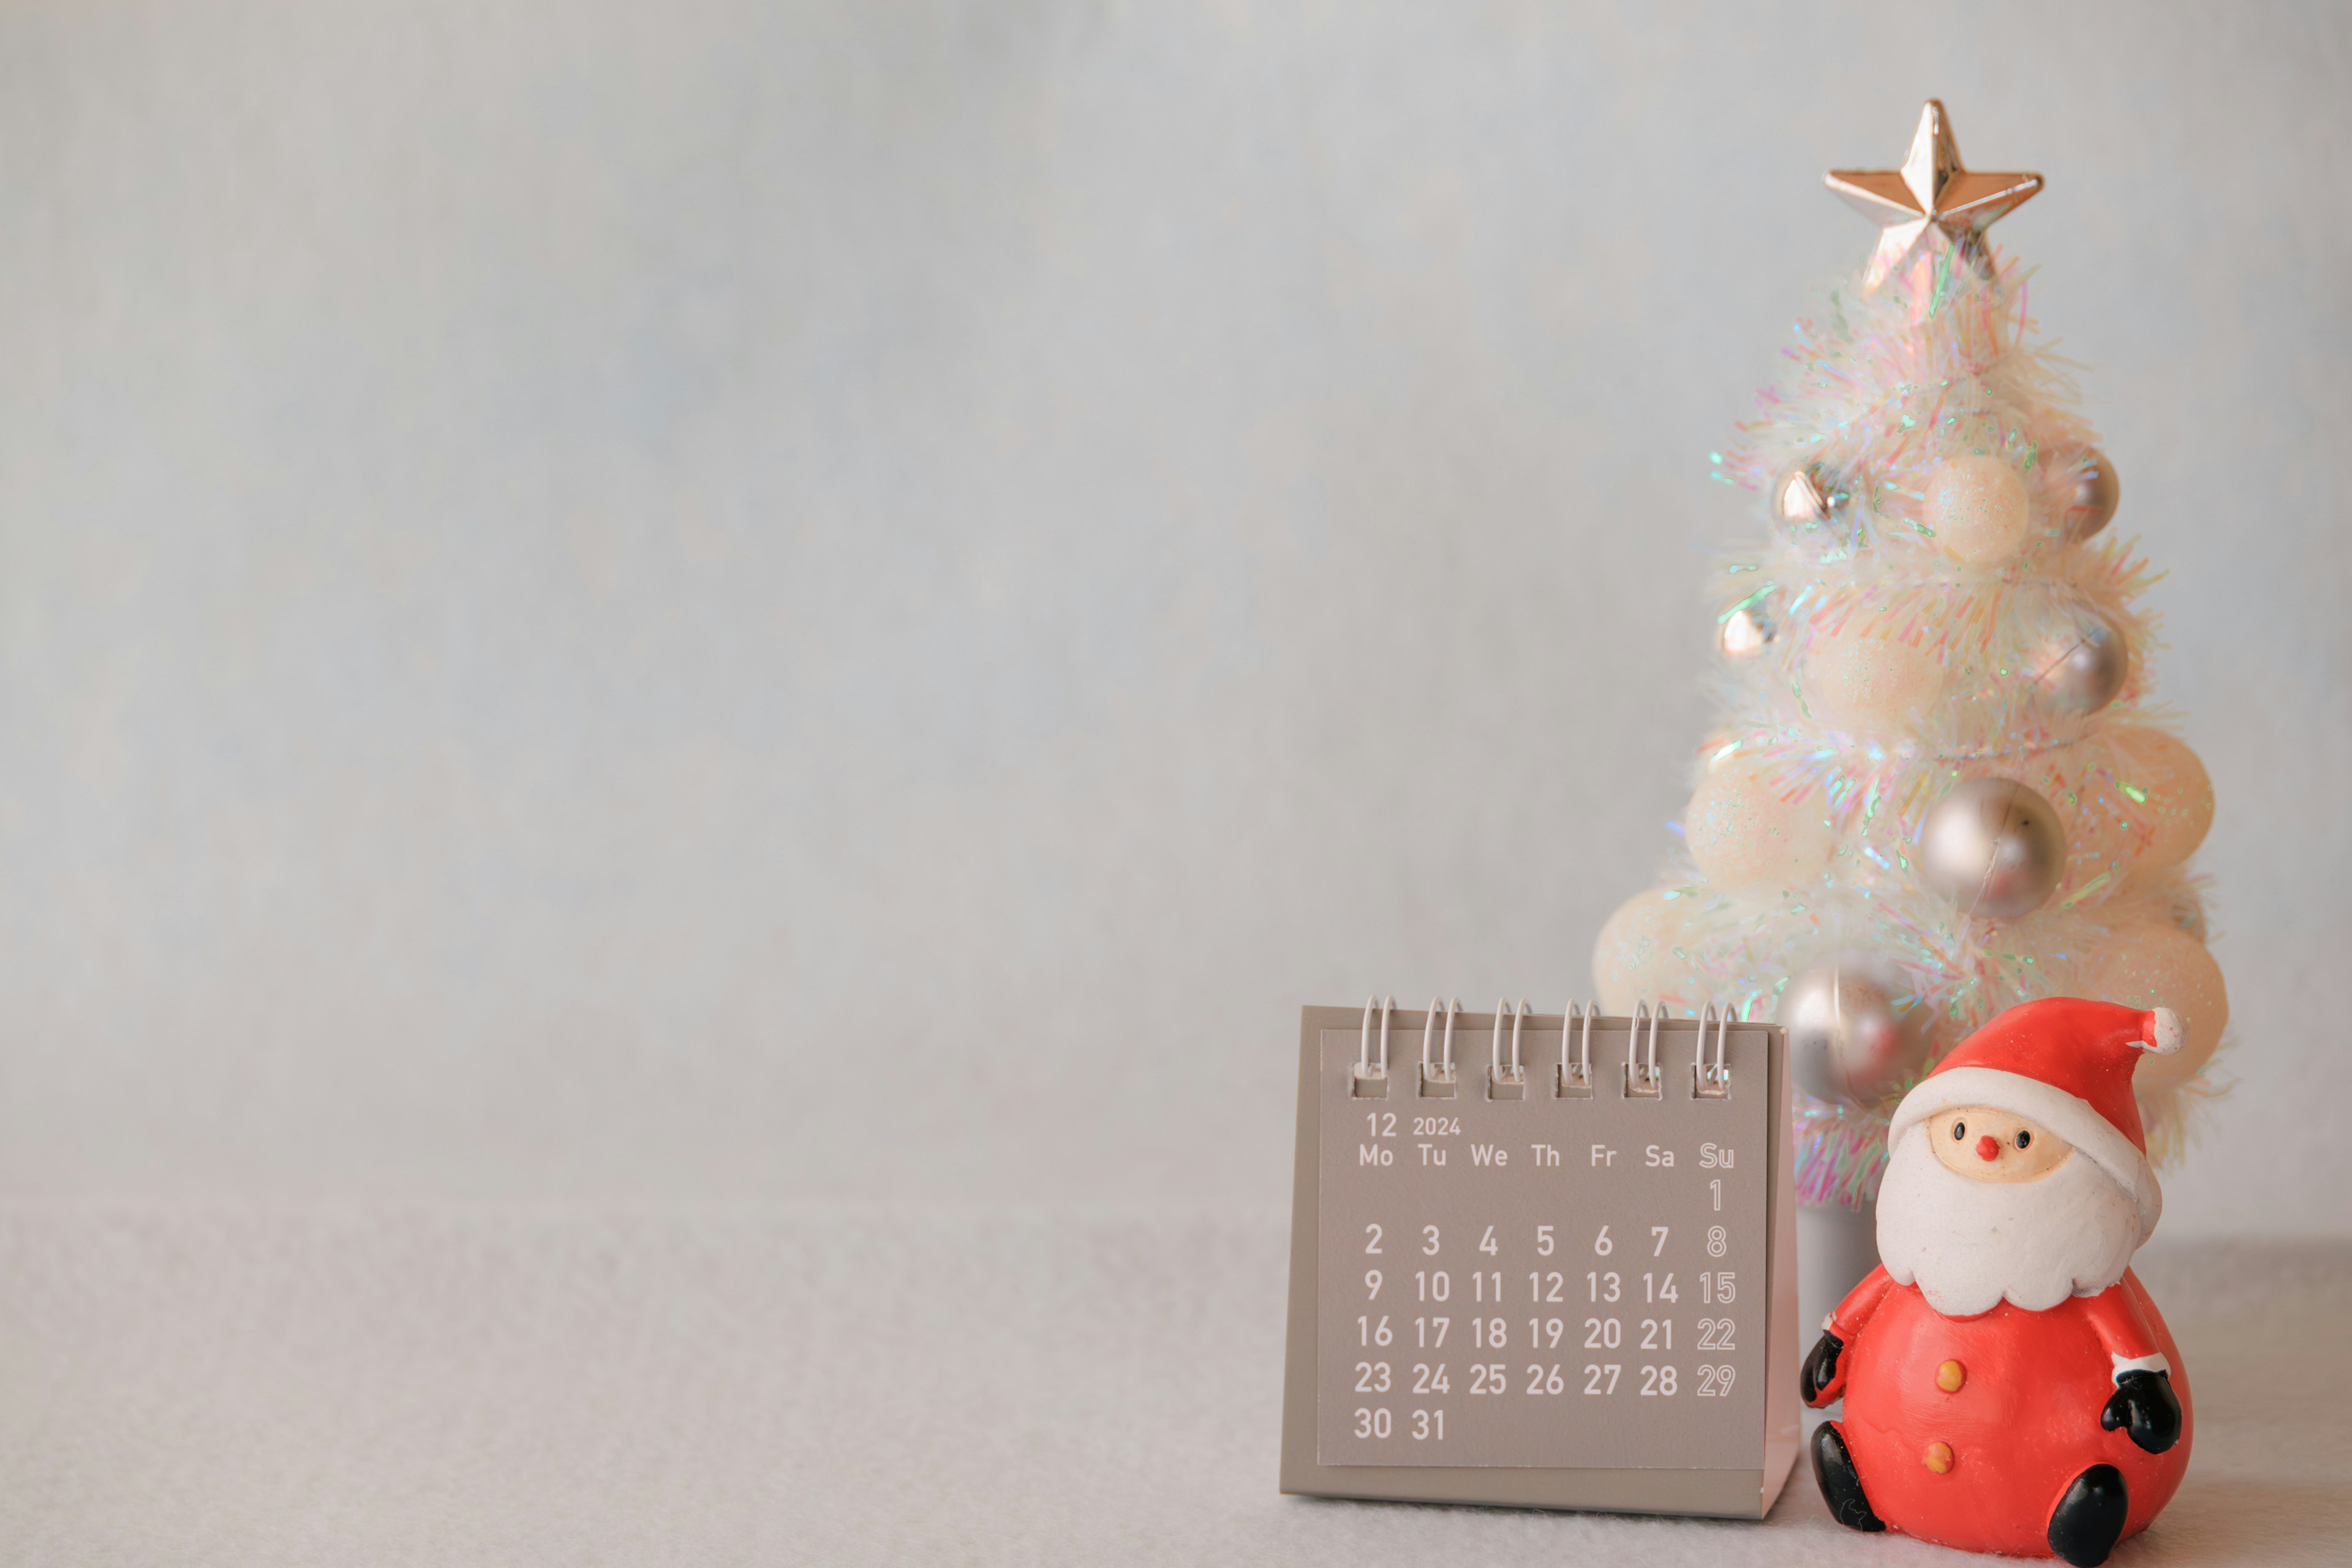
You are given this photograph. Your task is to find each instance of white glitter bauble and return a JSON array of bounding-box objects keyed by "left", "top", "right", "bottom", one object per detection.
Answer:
[
  {"left": 2019, "top": 745, "right": 2135, "bottom": 900},
  {"left": 2084, "top": 921, "right": 2229, "bottom": 1093},
  {"left": 1684, "top": 761, "right": 1834, "bottom": 889},
  {"left": 2111, "top": 728, "right": 2215, "bottom": 871},
  {"left": 1926, "top": 454, "right": 2032, "bottom": 565},
  {"left": 1806, "top": 620, "right": 1943, "bottom": 730},
  {"left": 1592, "top": 887, "right": 1706, "bottom": 1015}
]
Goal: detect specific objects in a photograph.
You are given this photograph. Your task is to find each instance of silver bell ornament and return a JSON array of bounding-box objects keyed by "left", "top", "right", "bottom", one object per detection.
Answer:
[
  {"left": 1778, "top": 950, "right": 1929, "bottom": 1108},
  {"left": 2064, "top": 450, "right": 2120, "bottom": 541},
  {"left": 1918, "top": 777, "right": 2067, "bottom": 920},
  {"left": 2028, "top": 609, "right": 2129, "bottom": 717}
]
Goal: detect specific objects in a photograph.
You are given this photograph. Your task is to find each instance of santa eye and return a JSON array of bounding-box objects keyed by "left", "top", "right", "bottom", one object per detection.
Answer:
[
  {"left": 2016, "top": 1130, "right": 2032, "bottom": 1149},
  {"left": 1951, "top": 1120, "right": 1966, "bottom": 1140}
]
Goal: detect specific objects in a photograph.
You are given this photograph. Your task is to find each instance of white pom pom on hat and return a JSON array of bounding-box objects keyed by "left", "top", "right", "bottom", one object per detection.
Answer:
[{"left": 2141, "top": 1006, "right": 2184, "bottom": 1055}]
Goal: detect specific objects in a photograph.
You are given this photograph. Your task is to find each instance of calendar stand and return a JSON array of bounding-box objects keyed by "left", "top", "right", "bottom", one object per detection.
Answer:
[{"left": 1279, "top": 1001, "right": 1801, "bottom": 1517}]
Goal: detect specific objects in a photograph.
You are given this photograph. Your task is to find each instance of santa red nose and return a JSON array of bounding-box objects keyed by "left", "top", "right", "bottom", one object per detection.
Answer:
[{"left": 1976, "top": 1134, "right": 2000, "bottom": 1161}]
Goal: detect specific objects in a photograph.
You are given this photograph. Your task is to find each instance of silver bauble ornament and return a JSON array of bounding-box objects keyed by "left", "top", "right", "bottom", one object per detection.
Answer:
[
  {"left": 1778, "top": 951, "right": 1927, "bottom": 1108},
  {"left": 1774, "top": 466, "right": 1848, "bottom": 526},
  {"left": 2064, "top": 450, "right": 2120, "bottom": 541},
  {"left": 1720, "top": 594, "right": 1774, "bottom": 658},
  {"left": 2029, "top": 611, "right": 2128, "bottom": 716},
  {"left": 1918, "top": 777, "right": 2067, "bottom": 919}
]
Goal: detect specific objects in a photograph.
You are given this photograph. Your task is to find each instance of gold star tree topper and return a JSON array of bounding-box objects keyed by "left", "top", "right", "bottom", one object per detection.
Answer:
[{"left": 1826, "top": 100, "right": 2042, "bottom": 289}]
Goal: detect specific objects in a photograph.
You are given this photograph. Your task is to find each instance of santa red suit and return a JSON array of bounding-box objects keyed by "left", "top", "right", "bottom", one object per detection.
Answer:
[{"left": 1803, "top": 998, "right": 2193, "bottom": 1565}]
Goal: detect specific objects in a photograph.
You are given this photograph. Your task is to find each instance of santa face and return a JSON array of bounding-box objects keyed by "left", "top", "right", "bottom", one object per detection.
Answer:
[
  {"left": 1924, "top": 1104, "right": 2073, "bottom": 1182},
  {"left": 1878, "top": 1104, "right": 2143, "bottom": 1316}
]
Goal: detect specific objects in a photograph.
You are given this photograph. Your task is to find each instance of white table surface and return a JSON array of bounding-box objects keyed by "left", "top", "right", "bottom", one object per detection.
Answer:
[{"left": 0, "top": 1203, "right": 2342, "bottom": 1566}]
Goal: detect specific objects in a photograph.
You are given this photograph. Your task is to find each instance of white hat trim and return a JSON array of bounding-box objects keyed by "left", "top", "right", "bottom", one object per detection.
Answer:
[{"left": 1889, "top": 1066, "right": 2161, "bottom": 1240}]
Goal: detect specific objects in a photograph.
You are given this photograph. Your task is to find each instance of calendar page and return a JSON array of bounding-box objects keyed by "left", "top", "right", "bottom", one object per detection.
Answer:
[{"left": 1310, "top": 1014, "right": 1772, "bottom": 1471}]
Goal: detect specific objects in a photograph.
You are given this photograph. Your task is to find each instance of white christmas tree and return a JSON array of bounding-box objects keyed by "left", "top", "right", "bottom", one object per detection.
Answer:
[{"left": 1594, "top": 102, "right": 2223, "bottom": 1208}]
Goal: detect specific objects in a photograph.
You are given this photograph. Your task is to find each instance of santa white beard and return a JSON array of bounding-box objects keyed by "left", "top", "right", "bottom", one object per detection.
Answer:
[{"left": 1875, "top": 1128, "right": 2142, "bottom": 1316}]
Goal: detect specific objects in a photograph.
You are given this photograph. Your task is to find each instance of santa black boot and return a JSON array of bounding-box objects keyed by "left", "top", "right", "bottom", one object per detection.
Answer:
[
  {"left": 2046, "top": 1464, "right": 2129, "bottom": 1567},
  {"left": 1810, "top": 1422, "right": 1885, "bottom": 1533}
]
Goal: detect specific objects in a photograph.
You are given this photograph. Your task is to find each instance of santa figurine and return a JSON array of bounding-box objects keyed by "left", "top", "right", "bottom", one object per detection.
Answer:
[{"left": 1803, "top": 997, "right": 2193, "bottom": 1566}]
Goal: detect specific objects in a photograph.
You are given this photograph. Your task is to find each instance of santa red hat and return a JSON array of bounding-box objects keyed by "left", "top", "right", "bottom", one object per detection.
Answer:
[{"left": 1887, "top": 997, "right": 2182, "bottom": 1239}]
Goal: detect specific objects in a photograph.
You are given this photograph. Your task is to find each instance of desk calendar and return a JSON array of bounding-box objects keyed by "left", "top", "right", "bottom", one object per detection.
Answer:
[{"left": 1280, "top": 1000, "right": 1801, "bottom": 1517}]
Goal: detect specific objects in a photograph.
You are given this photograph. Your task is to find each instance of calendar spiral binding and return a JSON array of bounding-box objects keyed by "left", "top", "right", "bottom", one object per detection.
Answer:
[{"left": 1351, "top": 995, "right": 1742, "bottom": 1104}]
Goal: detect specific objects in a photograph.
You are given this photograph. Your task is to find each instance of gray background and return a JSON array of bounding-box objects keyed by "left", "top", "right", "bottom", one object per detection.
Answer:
[{"left": 0, "top": 0, "right": 2345, "bottom": 1239}]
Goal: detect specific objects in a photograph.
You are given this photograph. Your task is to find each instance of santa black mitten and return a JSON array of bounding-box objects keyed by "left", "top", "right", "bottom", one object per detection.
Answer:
[
  {"left": 2100, "top": 1368, "right": 2182, "bottom": 1454},
  {"left": 1800, "top": 1329, "right": 1845, "bottom": 1406}
]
